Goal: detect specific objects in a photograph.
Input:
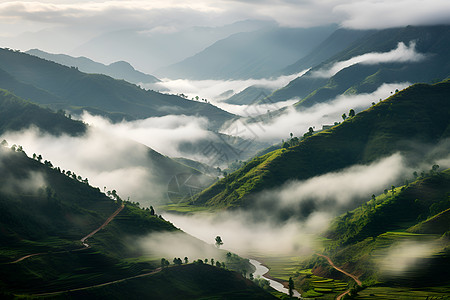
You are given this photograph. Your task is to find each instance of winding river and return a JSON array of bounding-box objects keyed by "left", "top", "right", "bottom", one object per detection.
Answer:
[{"left": 249, "top": 259, "right": 302, "bottom": 298}]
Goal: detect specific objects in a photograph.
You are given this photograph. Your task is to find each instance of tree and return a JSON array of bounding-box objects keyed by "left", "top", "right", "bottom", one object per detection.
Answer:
[
  {"left": 342, "top": 113, "right": 347, "bottom": 120},
  {"left": 349, "top": 109, "right": 355, "bottom": 117},
  {"left": 215, "top": 236, "right": 223, "bottom": 248},
  {"left": 150, "top": 206, "right": 155, "bottom": 216},
  {"left": 161, "top": 258, "right": 168, "bottom": 268},
  {"left": 288, "top": 277, "right": 294, "bottom": 298},
  {"left": 1, "top": 139, "right": 8, "bottom": 147},
  {"left": 211, "top": 258, "right": 214, "bottom": 265},
  {"left": 290, "top": 132, "right": 293, "bottom": 139},
  {"left": 391, "top": 185, "right": 395, "bottom": 196},
  {"left": 371, "top": 194, "right": 376, "bottom": 202},
  {"left": 216, "top": 261, "right": 221, "bottom": 268},
  {"left": 184, "top": 257, "right": 188, "bottom": 264}
]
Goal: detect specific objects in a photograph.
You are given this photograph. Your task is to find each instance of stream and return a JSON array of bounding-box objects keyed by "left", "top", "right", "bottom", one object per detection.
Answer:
[{"left": 249, "top": 259, "right": 302, "bottom": 298}]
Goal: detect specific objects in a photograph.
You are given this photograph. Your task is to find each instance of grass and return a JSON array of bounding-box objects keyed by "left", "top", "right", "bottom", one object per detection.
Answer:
[{"left": 354, "top": 286, "right": 450, "bottom": 299}]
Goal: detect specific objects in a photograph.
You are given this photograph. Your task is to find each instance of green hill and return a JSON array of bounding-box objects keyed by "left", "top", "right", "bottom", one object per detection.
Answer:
[
  {"left": 0, "top": 48, "right": 234, "bottom": 129},
  {"left": 327, "top": 169, "right": 450, "bottom": 245},
  {"left": 269, "top": 25, "right": 450, "bottom": 106},
  {"left": 308, "top": 170, "right": 450, "bottom": 292},
  {"left": 26, "top": 49, "right": 160, "bottom": 85},
  {"left": 0, "top": 146, "right": 272, "bottom": 298},
  {"left": 192, "top": 79, "right": 450, "bottom": 209},
  {"left": 0, "top": 90, "right": 215, "bottom": 204},
  {"left": 0, "top": 89, "right": 86, "bottom": 136},
  {"left": 407, "top": 208, "right": 450, "bottom": 235}
]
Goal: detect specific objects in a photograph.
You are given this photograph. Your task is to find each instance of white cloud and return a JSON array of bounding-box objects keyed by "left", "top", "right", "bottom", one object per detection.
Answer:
[
  {"left": 335, "top": 0, "right": 450, "bottom": 30},
  {"left": 80, "top": 112, "right": 211, "bottom": 158},
  {"left": 161, "top": 153, "right": 411, "bottom": 257},
  {"left": 3, "top": 126, "right": 166, "bottom": 206},
  {"left": 378, "top": 241, "right": 440, "bottom": 276},
  {"left": 222, "top": 82, "right": 411, "bottom": 143},
  {"left": 311, "top": 41, "right": 426, "bottom": 78},
  {"left": 149, "top": 70, "right": 309, "bottom": 102}
]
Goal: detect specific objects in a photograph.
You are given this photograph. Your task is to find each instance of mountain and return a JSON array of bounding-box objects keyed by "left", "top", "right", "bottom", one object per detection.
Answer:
[
  {"left": 269, "top": 25, "right": 450, "bottom": 106},
  {"left": 26, "top": 49, "right": 160, "bottom": 85},
  {"left": 156, "top": 25, "right": 337, "bottom": 80},
  {"left": 73, "top": 20, "right": 274, "bottom": 73},
  {"left": 317, "top": 169, "right": 450, "bottom": 288},
  {"left": 281, "top": 28, "right": 374, "bottom": 75},
  {"left": 0, "top": 90, "right": 216, "bottom": 205},
  {"left": 0, "top": 48, "right": 234, "bottom": 129},
  {"left": 191, "top": 80, "right": 450, "bottom": 209},
  {"left": 222, "top": 86, "right": 274, "bottom": 105},
  {"left": 0, "top": 146, "right": 273, "bottom": 299}
]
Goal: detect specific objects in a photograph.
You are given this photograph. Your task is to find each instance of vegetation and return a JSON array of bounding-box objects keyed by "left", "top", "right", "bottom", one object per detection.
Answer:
[
  {"left": 193, "top": 79, "right": 450, "bottom": 209},
  {"left": 0, "top": 48, "right": 233, "bottom": 129}
]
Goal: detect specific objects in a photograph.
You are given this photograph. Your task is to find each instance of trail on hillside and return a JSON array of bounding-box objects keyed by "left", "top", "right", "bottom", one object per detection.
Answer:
[
  {"left": 81, "top": 203, "right": 124, "bottom": 247},
  {"left": 315, "top": 253, "right": 362, "bottom": 286},
  {"left": 8, "top": 204, "right": 124, "bottom": 264},
  {"left": 31, "top": 267, "right": 163, "bottom": 297},
  {"left": 315, "top": 253, "right": 362, "bottom": 300}
]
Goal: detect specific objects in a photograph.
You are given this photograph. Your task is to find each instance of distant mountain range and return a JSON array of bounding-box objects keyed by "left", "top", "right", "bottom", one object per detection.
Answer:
[
  {"left": 26, "top": 49, "right": 160, "bottom": 85},
  {"left": 156, "top": 25, "right": 337, "bottom": 80},
  {"left": 270, "top": 25, "right": 450, "bottom": 106},
  {"left": 0, "top": 48, "right": 234, "bottom": 129},
  {"left": 73, "top": 20, "right": 274, "bottom": 73}
]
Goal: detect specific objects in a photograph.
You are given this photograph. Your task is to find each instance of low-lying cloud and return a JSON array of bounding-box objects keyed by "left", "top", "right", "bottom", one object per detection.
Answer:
[
  {"left": 311, "top": 41, "right": 426, "bottom": 78},
  {"left": 148, "top": 70, "right": 309, "bottom": 102},
  {"left": 222, "top": 82, "right": 410, "bottom": 143},
  {"left": 161, "top": 153, "right": 411, "bottom": 257},
  {"left": 3, "top": 126, "right": 166, "bottom": 206},
  {"left": 378, "top": 240, "right": 441, "bottom": 276}
]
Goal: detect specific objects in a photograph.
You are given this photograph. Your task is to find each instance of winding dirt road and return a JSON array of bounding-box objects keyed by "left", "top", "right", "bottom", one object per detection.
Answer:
[
  {"left": 31, "top": 267, "right": 162, "bottom": 297},
  {"left": 9, "top": 204, "right": 124, "bottom": 264},
  {"left": 81, "top": 203, "right": 124, "bottom": 247},
  {"left": 315, "top": 253, "right": 362, "bottom": 300}
]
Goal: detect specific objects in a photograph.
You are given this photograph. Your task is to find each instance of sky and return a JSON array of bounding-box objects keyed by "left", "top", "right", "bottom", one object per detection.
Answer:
[{"left": 0, "top": 0, "right": 449, "bottom": 51}]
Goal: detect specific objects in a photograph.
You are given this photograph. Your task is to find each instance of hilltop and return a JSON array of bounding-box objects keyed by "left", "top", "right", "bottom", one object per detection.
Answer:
[
  {"left": 0, "top": 48, "right": 234, "bottom": 129},
  {"left": 26, "top": 49, "right": 160, "bottom": 85},
  {"left": 192, "top": 79, "right": 450, "bottom": 209}
]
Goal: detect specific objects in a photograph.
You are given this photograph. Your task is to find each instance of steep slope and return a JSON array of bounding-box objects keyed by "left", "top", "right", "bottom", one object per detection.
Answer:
[
  {"left": 0, "top": 89, "right": 86, "bottom": 136},
  {"left": 192, "top": 80, "right": 450, "bottom": 208},
  {"left": 281, "top": 28, "right": 374, "bottom": 75},
  {"left": 269, "top": 25, "right": 450, "bottom": 105},
  {"left": 157, "top": 25, "right": 336, "bottom": 80},
  {"left": 26, "top": 49, "right": 160, "bottom": 85},
  {"left": 0, "top": 48, "right": 234, "bottom": 129},
  {"left": 0, "top": 147, "right": 271, "bottom": 298},
  {"left": 314, "top": 170, "right": 450, "bottom": 291},
  {"left": 0, "top": 90, "right": 214, "bottom": 203}
]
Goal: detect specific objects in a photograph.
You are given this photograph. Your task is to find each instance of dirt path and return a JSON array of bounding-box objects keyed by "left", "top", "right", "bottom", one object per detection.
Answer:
[
  {"left": 81, "top": 204, "right": 124, "bottom": 247},
  {"left": 315, "top": 253, "right": 362, "bottom": 300},
  {"left": 315, "top": 253, "right": 362, "bottom": 286},
  {"left": 9, "top": 204, "right": 124, "bottom": 264},
  {"left": 31, "top": 267, "right": 162, "bottom": 297}
]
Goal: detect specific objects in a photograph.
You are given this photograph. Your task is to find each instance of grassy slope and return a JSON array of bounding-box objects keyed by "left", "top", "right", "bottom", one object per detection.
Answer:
[
  {"left": 0, "top": 89, "right": 86, "bottom": 136},
  {"left": 0, "top": 48, "right": 233, "bottom": 129},
  {"left": 312, "top": 170, "right": 450, "bottom": 291},
  {"left": 0, "top": 89, "right": 210, "bottom": 190},
  {"left": 193, "top": 80, "right": 450, "bottom": 208},
  {"left": 0, "top": 148, "right": 271, "bottom": 298},
  {"left": 44, "top": 264, "right": 276, "bottom": 300},
  {"left": 270, "top": 25, "right": 450, "bottom": 106}
]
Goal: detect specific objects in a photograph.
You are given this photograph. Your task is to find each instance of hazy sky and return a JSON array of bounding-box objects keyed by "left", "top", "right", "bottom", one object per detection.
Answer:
[{"left": 1, "top": 0, "right": 449, "bottom": 41}]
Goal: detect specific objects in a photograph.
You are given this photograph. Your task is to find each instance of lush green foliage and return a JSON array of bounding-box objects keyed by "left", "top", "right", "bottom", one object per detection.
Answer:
[
  {"left": 0, "top": 48, "right": 233, "bottom": 129},
  {"left": 193, "top": 80, "right": 450, "bottom": 208}
]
